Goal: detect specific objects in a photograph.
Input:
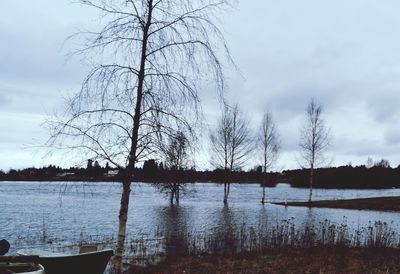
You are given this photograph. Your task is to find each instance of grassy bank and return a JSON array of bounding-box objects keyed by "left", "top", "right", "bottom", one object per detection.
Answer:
[
  {"left": 273, "top": 196, "right": 400, "bottom": 211},
  {"left": 129, "top": 247, "right": 400, "bottom": 273}
]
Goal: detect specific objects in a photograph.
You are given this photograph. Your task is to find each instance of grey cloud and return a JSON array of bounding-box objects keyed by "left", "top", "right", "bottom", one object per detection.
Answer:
[
  {"left": 384, "top": 128, "right": 400, "bottom": 146},
  {"left": 366, "top": 89, "right": 400, "bottom": 123},
  {"left": 333, "top": 135, "right": 400, "bottom": 160},
  {"left": 5, "top": 0, "right": 400, "bottom": 169},
  {"left": 0, "top": 26, "right": 86, "bottom": 86},
  {"left": 223, "top": 0, "right": 400, "bottom": 128},
  {"left": 0, "top": 84, "right": 65, "bottom": 116},
  {"left": 0, "top": 93, "right": 11, "bottom": 107}
]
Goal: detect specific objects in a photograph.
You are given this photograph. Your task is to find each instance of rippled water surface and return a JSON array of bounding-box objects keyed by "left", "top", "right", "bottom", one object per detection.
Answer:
[{"left": 1, "top": 181, "right": 400, "bottom": 253}]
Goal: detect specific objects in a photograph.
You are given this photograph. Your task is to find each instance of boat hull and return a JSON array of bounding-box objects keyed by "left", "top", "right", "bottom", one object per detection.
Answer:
[{"left": 17, "top": 249, "right": 114, "bottom": 274}]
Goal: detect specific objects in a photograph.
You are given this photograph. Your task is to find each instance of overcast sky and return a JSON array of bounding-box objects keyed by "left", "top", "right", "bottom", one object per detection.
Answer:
[{"left": 2, "top": 0, "right": 400, "bottom": 171}]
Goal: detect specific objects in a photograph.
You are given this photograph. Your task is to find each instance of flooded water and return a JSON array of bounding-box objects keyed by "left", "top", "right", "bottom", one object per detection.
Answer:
[{"left": 1, "top": 181, "right": 400, "bottom": 254}]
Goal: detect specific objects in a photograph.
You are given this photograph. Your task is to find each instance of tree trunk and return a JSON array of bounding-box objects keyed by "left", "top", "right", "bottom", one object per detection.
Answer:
[
  {"left": 223, "top": 182, "right": 228, "bottom": 204},
  {"left": 175, "top": 184, "right": 180, "bottom": 204},
  {"left": 261, "top": 186, "right": 266, "bottom": 204},
  {"left": 261, "top": 170, "right": 267, "bottom": 204},
  {"left": 170, "top": 189, "right": 174, "bottom": 205},
  {"left": 308, "top": 167, "right": 314, "bottom": 204},
  {"left": 113, "top": 180, "right": 131, "bottom": 273},
  {"left": 223, "top": 170, "right": 231, "bottom": 204},
  {"left": 113, "top": 2, "right": 153, "bottom": 272}
]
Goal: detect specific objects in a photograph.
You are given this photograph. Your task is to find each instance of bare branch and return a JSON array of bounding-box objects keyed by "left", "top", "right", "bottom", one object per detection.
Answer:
[
  {"left": 48, "top": 0, "right": 235, "bottom": 270},
  {"left": 299, "top": 98, "right": 331, "bottom": 202}
]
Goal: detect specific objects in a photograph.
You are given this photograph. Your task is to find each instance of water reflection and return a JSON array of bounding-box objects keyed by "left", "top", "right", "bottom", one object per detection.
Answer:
[
  {"left": 304, "top": 208, "right": 315, "bottom": 229},
  {"left": 211, "top": 205, "right": 239, "bottom": 253},
  {"left": 216, "top": 205, "right": 237, "bottom": 232},
  {"left": 156, "top": 205, "right": 190, "bottom": 257},
  {"left": 258, "top": 205, "right": 269, "bottom": 228}
]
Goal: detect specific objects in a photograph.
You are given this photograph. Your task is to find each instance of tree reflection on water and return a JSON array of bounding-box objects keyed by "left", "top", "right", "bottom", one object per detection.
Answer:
[{"left": 157, "top": 205, "right": 191, "bottom": 258}]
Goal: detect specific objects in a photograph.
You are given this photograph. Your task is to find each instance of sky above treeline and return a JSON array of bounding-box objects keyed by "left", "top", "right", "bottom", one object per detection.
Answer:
[{"left": 1, "top": 0, "right": 400, "bottom": 171}]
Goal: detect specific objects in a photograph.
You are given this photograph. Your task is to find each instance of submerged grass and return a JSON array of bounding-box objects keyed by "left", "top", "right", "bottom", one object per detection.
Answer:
[
  {"left": 123, "top": 218, "right": 400, "bottom": 272},
  {"left": 159, "top": 219, "right": 399, "bottom": 256},
  {"left": 126, "top": 219, "right": 400, "bottom": 273}
]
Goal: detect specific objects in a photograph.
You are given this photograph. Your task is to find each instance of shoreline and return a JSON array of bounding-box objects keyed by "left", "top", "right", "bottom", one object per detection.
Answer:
[{"left": 273, "top": 196, "right": 400, "bottom": 211}]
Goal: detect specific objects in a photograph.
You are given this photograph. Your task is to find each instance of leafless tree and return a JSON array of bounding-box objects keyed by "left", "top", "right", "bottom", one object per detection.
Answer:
[
  {"left": 210, "top": 104, "right": 253, "bottom": 204},
  {"left": 259, "top": 111, "right": 280, "bottom": 204},
  {"left": 299, "top": 99, "right": 330, "bottom": 203},
  {"left": 154, "top": 131, "right": 190, "bottom": 204},
  {"left": 374, "top": 158, "right": 390, "bottom": 168},
  {"left": 47, "top": 0, "right": 233, "bottom": 272},
  {"left": 366, "top": 157, "right": 374, "bottom": 168}
]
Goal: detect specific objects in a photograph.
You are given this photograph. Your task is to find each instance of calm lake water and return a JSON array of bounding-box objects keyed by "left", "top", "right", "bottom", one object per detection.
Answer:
[{"left": 1, "top": 181, "right": 400, "bottom": 254}]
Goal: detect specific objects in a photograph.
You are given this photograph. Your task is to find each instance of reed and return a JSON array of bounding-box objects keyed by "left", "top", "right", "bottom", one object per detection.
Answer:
[
  {"left": 155, "top": 219, "right": 400, "bottom": 258},
  {"left": 9, "top": 218, "right": 400, "bottom": 270}
]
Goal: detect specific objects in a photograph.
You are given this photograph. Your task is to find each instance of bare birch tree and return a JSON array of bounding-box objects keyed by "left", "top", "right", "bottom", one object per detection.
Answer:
[
  {"left": 154, "top": 131, "right": 190, "bottom": 204},
  {"left": 259, "top": 111, "right": 279, "bottom": 204},
  {"left": 47, "top": 0, "right": 233, "bottom": 272},
  {"left": 299, "top": 99, "right": 330, "bottom": 203},
  {"left": 210, "top": 104, "right": 253, "bottom": 204}
]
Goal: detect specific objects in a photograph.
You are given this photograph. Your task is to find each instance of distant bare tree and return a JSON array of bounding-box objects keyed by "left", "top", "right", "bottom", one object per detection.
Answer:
[
  {"left": 47, "top": 0, "right": 233, "bottom": 272},
  {"left": 210, "top": 104, "right": 253, "bottom": 204},
  {"left": 366, "top": 157, "right": 374, "bottom": 168},
  {"left": 155, "top": 131, "right": 190, "bottom": 204},
  {"left": 259, "top": 111, "right": 280, "bottom": 204},
  {"left": 374, "top": 158, "right": 390, "bottom": 168},
  {"left": 299, "top": 99, "right": 330, "bottom": 203}
]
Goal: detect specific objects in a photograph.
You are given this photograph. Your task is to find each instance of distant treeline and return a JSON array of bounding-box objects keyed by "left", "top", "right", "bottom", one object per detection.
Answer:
[
  {"left": 0, "top": 159, "right": 278, "bottom": 185},
  {"left": 2, "top": 160, "right": 400, "bottom": 189},
  {"left": 285, "top": 165, "right": 400, "bottom": 189}
]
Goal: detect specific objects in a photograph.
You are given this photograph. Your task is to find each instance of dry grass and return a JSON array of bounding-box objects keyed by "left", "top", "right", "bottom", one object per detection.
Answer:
[{"left": 128, "top": 247, "right": 400, "bottom": 273}]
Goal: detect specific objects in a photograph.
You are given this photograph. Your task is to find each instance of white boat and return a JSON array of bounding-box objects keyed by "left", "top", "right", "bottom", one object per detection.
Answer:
[{"left": 0, "top": 257, "right": 45, "bottom": 274}]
